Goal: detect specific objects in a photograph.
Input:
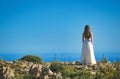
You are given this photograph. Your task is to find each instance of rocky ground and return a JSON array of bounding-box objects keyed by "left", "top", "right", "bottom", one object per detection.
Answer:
[
  {"left": 0, "top": 59, "right": 120, "bottom": 79},
  {"left": 0, "top": 59, "right": 63, "bottom": 79}
]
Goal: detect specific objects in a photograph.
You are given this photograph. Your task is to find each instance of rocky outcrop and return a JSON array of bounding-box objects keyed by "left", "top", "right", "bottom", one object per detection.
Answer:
[
  {"left": 29, "top": 64, "right": 43, "bottom": 78},
  {"left": 29, "top": 64, "right": 63, "bottom": 79},
  {"left": 0, "top": 60, "right": 63, "bottom": 79},
  {"left": 0, "top": 66, "right": 14, "bottom": 79}
]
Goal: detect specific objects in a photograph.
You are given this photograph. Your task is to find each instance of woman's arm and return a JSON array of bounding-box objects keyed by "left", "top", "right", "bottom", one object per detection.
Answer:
[
  {"left": 82, "top": 32, "right": 84, "bottom": 43},
  {"left": 91, "top": 33, "right": 94, "bottom": 44}
]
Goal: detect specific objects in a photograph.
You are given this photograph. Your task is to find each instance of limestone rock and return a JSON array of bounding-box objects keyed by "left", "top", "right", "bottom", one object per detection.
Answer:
[
  {"left": 0, "top": 66, "right": 14, "bottom": 79},
  {"left": 53, "top": 72, "right": 62, "bottom": 79}
]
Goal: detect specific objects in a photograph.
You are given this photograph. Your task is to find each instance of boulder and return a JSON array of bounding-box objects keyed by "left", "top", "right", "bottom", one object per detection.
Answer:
[
  {"left": 0, "top": 66, "right": 14, "bottom": 79},
  {"left": 29, "top": 64, "right": 42, "bottom": 78},
  {"left": 55, "top": 72, "right": 62, "bottom": 79},
  {"left": 29, "top": 63, "right": 64, "bottom": 79},
  {"left": 29, "top": 64, "right": 54, "bottom": 79}
]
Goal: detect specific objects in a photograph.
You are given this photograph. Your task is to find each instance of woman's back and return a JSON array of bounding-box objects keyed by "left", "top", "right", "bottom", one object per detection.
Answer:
[
  {"left": 81, "top": 25, "right": 96, "bottom": 65},
  {"left": 83, "top": 31, "right": 92, "bottom": 39}
]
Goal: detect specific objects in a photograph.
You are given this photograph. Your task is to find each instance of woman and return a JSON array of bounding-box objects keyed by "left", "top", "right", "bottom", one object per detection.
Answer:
[{"left": 81, "top": 25, "right": 96, "bottom": 65}]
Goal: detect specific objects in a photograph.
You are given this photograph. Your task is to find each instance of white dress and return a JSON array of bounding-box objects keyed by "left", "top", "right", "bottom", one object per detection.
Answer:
[{"left": 81, "top": 36, "right": 96, "bottom": 65}]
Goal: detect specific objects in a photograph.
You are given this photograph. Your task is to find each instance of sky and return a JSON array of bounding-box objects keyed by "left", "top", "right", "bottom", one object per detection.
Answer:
[{"left": 0, "top": 0, "right": 120, "bottom": 54}]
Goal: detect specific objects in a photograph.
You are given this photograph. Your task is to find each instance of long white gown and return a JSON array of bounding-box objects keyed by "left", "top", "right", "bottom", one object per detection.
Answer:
[{"left": 81, "top": 37, "right": 96, "bottom": 65}]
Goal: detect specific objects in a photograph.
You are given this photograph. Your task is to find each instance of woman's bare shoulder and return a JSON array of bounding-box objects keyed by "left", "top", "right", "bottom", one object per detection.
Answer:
[{"left": 90, "top": 32, "right": 93, "bottom": 35}]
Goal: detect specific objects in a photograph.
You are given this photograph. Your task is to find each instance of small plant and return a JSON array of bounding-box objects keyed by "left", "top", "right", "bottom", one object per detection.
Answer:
[
  {"left": 50, "top": 62, "right": 64, "bottom": 73},
  {"left": 101, "top": 53, "right": 108, "bottom": 63}
]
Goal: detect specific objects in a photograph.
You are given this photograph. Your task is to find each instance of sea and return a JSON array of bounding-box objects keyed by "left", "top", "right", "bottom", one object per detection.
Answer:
[{"left": 0, "top": 52, "right": 120, "bottom": 62}]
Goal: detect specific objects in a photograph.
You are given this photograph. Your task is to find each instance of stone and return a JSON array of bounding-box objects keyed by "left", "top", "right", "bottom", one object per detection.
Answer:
[
  {"left": 29, "top": 64, "right": 42, "bottom": 78},
  {"left": 56, "top": 72, "right": 62, "bottom": 79},
  {"left": 0, "top": 66, "right": 14, "bottom": 79}
]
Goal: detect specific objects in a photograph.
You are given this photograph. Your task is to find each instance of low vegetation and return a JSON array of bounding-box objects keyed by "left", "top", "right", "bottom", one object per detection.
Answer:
[{"left": 49, "top": 57, "right": 120, "bottom": 79}]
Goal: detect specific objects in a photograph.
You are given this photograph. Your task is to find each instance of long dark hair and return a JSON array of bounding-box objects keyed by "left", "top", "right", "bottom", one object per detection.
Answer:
[{"left": 84, "top": 25, "right": 92, "bottom": 39}]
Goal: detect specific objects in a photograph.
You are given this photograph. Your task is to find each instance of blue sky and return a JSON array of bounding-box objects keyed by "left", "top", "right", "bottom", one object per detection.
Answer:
[{"left": 0, "top": 0, "right": 120, "bottom": 54}]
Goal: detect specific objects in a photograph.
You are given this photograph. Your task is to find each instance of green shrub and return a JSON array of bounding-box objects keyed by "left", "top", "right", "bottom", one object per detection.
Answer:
[
  {"left": 95, "top": 65, "right": 115, "bottom": 79},
  {"left": 70, "top": 72, "right": 78, "bottom": 78},
  {"left": 50, "top": 62, "right": 64, "bottom": 73},
  {"left": 78, "top": 70, "right": 93, "bottom": 79},
  {"left": 61, "top": 66, "right": 75, "bottom": 77},
  {"left": 19, "top": 55, "right": 42, "bottom": 63}
]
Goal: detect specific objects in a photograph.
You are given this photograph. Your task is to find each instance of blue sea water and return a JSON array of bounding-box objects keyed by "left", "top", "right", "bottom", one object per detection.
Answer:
[{"left": 0, "top": 52, "right": 120, "bottom": 62}]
